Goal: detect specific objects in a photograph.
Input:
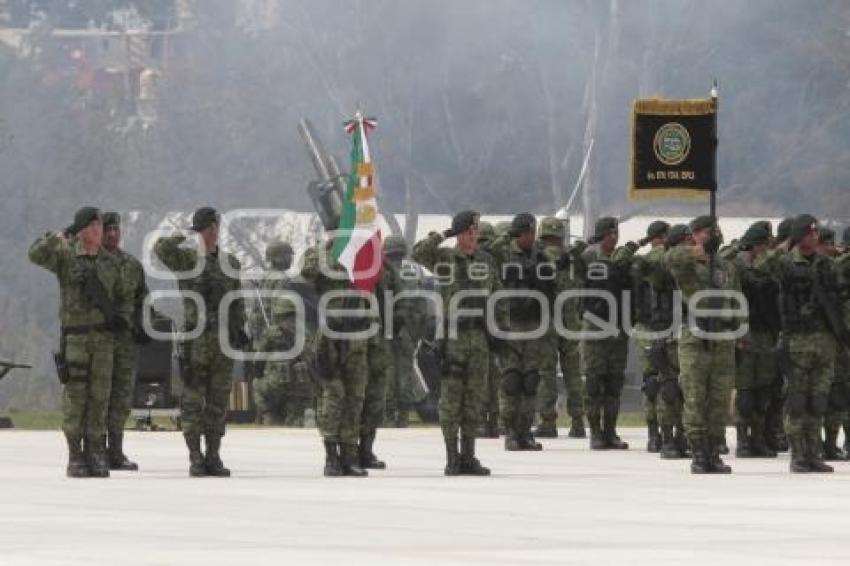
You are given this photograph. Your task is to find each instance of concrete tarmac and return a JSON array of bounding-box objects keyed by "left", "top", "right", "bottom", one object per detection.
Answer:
[{"left": 1, "top": 427, "right": 848, "bottom": 566}]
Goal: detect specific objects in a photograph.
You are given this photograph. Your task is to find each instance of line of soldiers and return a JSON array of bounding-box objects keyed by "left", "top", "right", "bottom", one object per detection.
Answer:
[{"left": 31, "top": 206, "right": 850, "bottom": 478}]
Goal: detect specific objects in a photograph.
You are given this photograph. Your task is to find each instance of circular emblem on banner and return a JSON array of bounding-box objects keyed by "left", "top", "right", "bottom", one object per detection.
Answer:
[{"left": 653, "top": 122, "right": 691, "bottom": 166}]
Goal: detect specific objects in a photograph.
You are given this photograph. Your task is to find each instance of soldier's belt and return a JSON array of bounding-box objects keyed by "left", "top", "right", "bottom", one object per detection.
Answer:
[{"left": 62, "top": 323, "right": 110, "bottom": 335}]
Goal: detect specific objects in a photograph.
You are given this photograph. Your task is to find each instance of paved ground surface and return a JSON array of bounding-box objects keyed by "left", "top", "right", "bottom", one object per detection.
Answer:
[{"left": 1, "top": 427, "right": 849, "bottom": 566}]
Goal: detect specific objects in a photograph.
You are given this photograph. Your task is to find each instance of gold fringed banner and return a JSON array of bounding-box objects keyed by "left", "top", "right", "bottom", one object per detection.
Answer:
[{"left": 629, "top": 97, "right": 717, "bottom": 201}]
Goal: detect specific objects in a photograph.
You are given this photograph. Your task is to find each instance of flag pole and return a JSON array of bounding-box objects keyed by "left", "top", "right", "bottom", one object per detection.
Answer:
[{"left": 709, "top": 80, "right": 719, "bottom": 293}]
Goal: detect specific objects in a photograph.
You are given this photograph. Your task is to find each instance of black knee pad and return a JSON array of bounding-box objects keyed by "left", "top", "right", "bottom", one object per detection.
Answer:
[
  {"left": 829, "top": 382, "right": 849, "bottom": 411},
  {"left": 660, "top": 379, "right": 682, "bottom": 405},
  {"left": 786, "top": 392, "right": 807, "bottom": 419},
  {"left": 523, "top": 370, "right": 541, "bottom": 397},
  {"left": 735, "top": 389, "right": 756, "bottom": 419},
  {"left": 501, "top": 370, "right": 523, "bottom": 397},
  {"left": 809, "top": 393, "right": 829, "bottom": 417},
  {"left": 641, "top": 373, "right": 660, "bottom": 401},
  {"left": 585, "top": 373, "right": 604, "bottom": 400}
]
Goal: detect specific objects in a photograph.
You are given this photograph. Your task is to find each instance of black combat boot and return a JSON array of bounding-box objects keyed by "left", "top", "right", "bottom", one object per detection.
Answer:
[
  {"left": 709, "top": 436, "right": 732, "bottom": 473},
  {"left": 735, "top": 423, "right": 754, "bottom": 458},
  {"left": 567, "top": 415, "right": 586, "bottom": 438},
  {"left": 395, "top": 407, "right": 410, "bottom": 428},
  {"left": 185, "top": 434, "right": 206, "bottom": 477},
  {"left": 646, "top": 420, "right": 661, "bottom": 453},
  {"left": 844, "top": 423, "right": 850, "bottom": 456},
  {"left": 460, "top": 436, "right": 491, "bottom": 476},
  {"left": 204, "top": 434, "right": 231, "bottom": 477},
  {"left": 589, "top": 408, "right": 607, "bottom": 450},
  {"left": 789, "top": 436, "right": 811, "bottom": 473},
  {"left": 674, "top": 424, "right": 691, "bottom": 457},
  {"left": 444, "top": 436, "right": 461, "bottom": 476},
  {"left": 822, "top": 424, "right": 847, "bottom": 461},
  {"left": 749, "top": 420, "right": 777, "bottom": 458},
  {"left": 534, "top": 415, "right": 558, "bottom": 439},
  {"left": 717, "top": 432, "right": 730, "bottom": 455},
  {"left": 65, "top": 434, "right": 90, "bottom": 478},
  {"left": 807, "top": 432, "right": 834, "bottom": 473},
  {"left": 85, "top": 435, "right": 110, "bottom": 478},
  {"left": 659, "top": 426, "right": 683, "bottom": 459},
  {"left": 340, "top": 444, "right": 368, "bottom": 477},
  {"left": 690, "top": 440, "right": 712, "bottom": 474},
  {"left": 108, "top": 432, "right": 139, "bottom": 471},
  {"left": 358, "top": 430, "right": 386, "bottom": 469},
  {"left": 519, "top": 431, "right": 544, "bottom": 451},
  {"left": 484, "top": 413, "right": 501, "bottom": 438},
  {"left": 323, "top": 440, "right": 344, "bottom": 477},
  {"left": 603, "top": 405, "right": 628, "bottom": 450}
]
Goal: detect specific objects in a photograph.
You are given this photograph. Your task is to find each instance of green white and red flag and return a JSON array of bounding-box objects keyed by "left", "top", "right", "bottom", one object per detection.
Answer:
[{"left": 331, "top": 111, "right": 384, "bottom": 292}]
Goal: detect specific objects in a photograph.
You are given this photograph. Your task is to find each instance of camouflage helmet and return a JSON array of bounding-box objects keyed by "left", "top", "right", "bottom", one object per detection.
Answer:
[
  {"left": 384, "top": 235, "right": 408, "bottom": 258},
  {"left": 494, "top": 221, "right": 512, "bottom": 237},
  {"left": 478, "top": 221, "right": 496, "bottom": 242},
  {"left": 538, "top": 217, "right": 565, "bottom": 240},
  {"left": 265, "top": 240, "right": 294, "bottom": 262}
]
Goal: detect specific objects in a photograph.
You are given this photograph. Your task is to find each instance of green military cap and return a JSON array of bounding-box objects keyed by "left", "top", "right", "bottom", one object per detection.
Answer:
[
  {"left": 689, "top": 215, "right": 716, "bottom": 233},
  {"left": 843, "top": 226, "right": 850, "bottom": 247},
  {"left": 753, "top": 220, "right": 773, "bottom": 238},
  {"left": 102, "top": 212, "right": 120, "bottom": 227},
  {"left": 449, "top": 210, "right": 480, "bottom": 236},
  {"left": 265, "top": 240, "right": 294, "bottom": 261},
  {"left": 510, "top": 212, "right": 537, "bottom": 236},
  {"left": 667, "top": 224, "right": 692, "bottom": 247},
  {"left": 538, "top": 217, "right": 565, "bottom": 239},
  {"left": 478, "top": 221, "right": 496, "bottom": 241},
  {"left": 66, "top": 206, "right": 102, "bottom": 236},
  {"left": 383, "top": 235, "right": 408, "bottom": 257},
  {"left": 776, "top": 217, "right": 794, "bottom": 243},
  {"left": 646, "top": 220, "right": 670, "bottom": 240},
  {"left": 789, "top": 213, "right": 819, "bottom": 245},
  {"left": 819, "top": 227, "right": 835, "bottom": 244},
  {"left": 190, "top": 206, "right": 219, "bottom": 232},
  {"left": 494, "top": 221, "right": 512, "bottom": 237},
  {"left": 589, "top": 216, "right": 617, "bottom": 243},
  {"left": 739, "top": 222, "right": 771, "bottom": 250}
]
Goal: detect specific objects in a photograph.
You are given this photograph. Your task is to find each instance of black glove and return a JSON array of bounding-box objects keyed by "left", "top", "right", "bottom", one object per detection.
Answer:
[
  {"left": 624, "top": 241, "right": 640, "bottom": 253},
  {"left": 638, "top": 236, "right": 652, "bottom": 247}
]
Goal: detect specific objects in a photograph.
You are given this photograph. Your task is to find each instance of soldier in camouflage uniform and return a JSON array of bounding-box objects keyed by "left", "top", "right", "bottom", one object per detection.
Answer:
[
  {"left": 534, "top": 217, "right": 586, "bottom": 439},
  {"left": 632, "top": 221, "right": 689, "bottom": 458},
  {"left": 102, "top": 212, "right": 148, "bottom": 471},
  {"left": 300, "top": 241, "right": 372, "bottom": 477},
  {"left": 762, "top": 217, "right": 794, "bottom": 453},
  {"left": 251, "top": 241, "right": 317, "bottom": 426},
  {"left": 580, "top": 217, "right": 640, "bottom": 450},
  {"left": 413, "top": 211, "right": 505, "bottom": 475},
  {"left": 666, "top": 215, "right": 740, "bottom": 474},
  {"left": 476, "top": 221, "right": 501, "bottom": 438},
  {"left": 484, "top": 213, "right": 559, "bottom": 451},
  {"left": 816, "top": 228, "right": 850, "bottom": 460},
  {"left": 154, "top": 207, "right": 247, "bottom": 477},
  {"left": 29, "top": 207, "right": 132, "bottom": 478},
  {"left": 733, "top": 222, "right": 780, "bottom": 458},
  {"left": 837, "top": 226, "right": 850, "bottom": 456},
  {"left": 757, "top": 214, "right": 839, "bottom": 473}
]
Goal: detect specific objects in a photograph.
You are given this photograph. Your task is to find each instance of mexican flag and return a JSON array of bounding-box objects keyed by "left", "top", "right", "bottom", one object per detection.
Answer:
[{"left": 331, "top": 112, "right": 384, "bottom": 292}]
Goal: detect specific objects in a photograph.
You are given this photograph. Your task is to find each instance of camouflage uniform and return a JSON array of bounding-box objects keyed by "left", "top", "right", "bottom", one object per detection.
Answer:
[
  {"left": 300, "top": 243, "right": 371, "bottom": 477},
  {"left": 413, "top": 211, "right": 505, "bottom": 475},
  {"left": 29, "top": 209, "right": 131, "bottom": 478},
  {"left": 534, "top": 217, "right": 585, "bottom": 439},
  {"left": 579, "top": 218, "right": 638, "bottom": 450},
  {"left": 484, "top": 213, "right": 557, "bottom": 451},
  {"left": 154, "top": 209, "right": 245, "bottom": 477},
  {"left": 476, "top": 221, "right": 501, "bottom": 437},
  {"left": 837, "top": 239, "right": 850, "bottom": 455},
  {"left": 666, "top": 233, "right": 739, "bottom": 474}
]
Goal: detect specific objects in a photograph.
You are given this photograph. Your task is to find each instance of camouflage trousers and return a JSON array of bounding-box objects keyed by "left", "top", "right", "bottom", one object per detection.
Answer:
[
  {"left": 537, "top": 333, "right": 583, "bottom": 423},
  {"left": 317, "top": 336, "right": 369, "bottom": 446},
  {"left": 254, "top": 360, "right": 316, "bottom": 426},
  {"left": 580, "top": 327, "right": 629, "bottom": 431},
  {"left": 362, "top": 334, "right": 391, "bottom": 434},
  {"left": 108, "top": 333, "right": 137, "bottom": 436},
  {"left": 784, "top": 333, "right": 835, "bottom": 449},
  {"left": 440, "top": 328, "right": 488, "bottom": 440},
  {"left": 500, "top": 327, "right": 550, "bottom": 436},
  {"left": 636, "top": 334, "right": 682, "bottom": 429},
  {"left": 62, "top": 330, "right": 114, "bottom": 441},
  {"left": 678, "top": 338, "right": 734, "bottom": 446},
  {"left": 483, "top": 350, "right": 501, "bottom": 425},
  {"left": 181, "top": 330, "right": 233, "bottom": 438},
  {"left": 385, "top": 329, "right": 418, "bottom": 424},
  {"left": 734, "top": 331, "right": 777, "bottom": 440},
  {"left": 825, "top": 349, "right": 850, "bottom": 430}
]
